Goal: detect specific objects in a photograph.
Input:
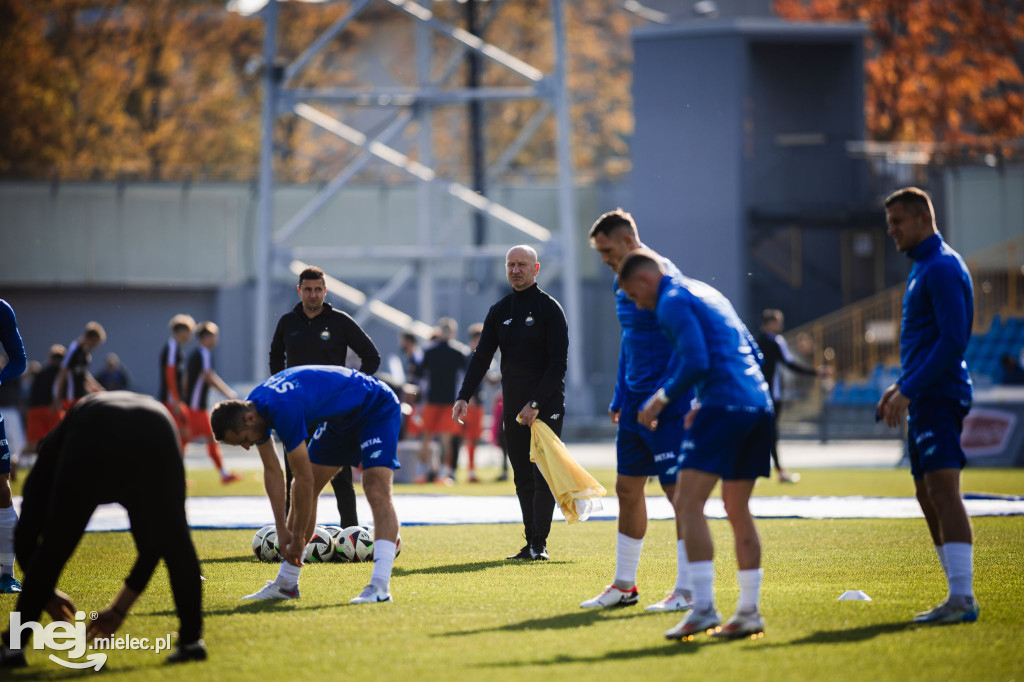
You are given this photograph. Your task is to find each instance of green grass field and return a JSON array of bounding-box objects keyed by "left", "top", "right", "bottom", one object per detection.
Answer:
[{"left": 4, "top": 470, "right": 1023, "bottom": 680}]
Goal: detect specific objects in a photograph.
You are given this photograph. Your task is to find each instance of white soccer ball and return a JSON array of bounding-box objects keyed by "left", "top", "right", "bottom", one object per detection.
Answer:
[
  {"left": 337, "top": 526, "right": 374, "bottom": 563},
  {"left": 258, "top": 529, "right": 282, "bottom": 563},
  {"left": 252, "top": 524, "right": 275, "bottom": 559},
  {"left": 303, "top": 526, "right": 335, "bottom": 564}
]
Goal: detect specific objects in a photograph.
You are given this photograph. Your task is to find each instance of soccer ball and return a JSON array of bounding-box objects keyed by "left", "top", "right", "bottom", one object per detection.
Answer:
[
  {"left": 258, "top": 529, "right": 282, "bottom": 563},
  {"left": 303, "top": 526, "right": 335, "bottom": 564},
  {"left": 337, "top": 526, "right": 374, "bottom": 563},
  {"left": 251, "top": 525, "right": 275, "bottom": 560},
  {"left": 323, "top": 526, "right": 347, "bottom": 562}
]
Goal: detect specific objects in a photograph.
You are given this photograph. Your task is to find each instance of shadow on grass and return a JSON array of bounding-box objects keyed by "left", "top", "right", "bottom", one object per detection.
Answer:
[
  {"left": 440, "top": 607, "right": 650, "bottom": 636},
  {"left": 476, "top": 640, "right": 707, "bottom": 667},
  {"left": 199, "top": 555, "right": 259, "bottom": 565},
  {"left": 147, "top": 599, "right": 346, "bottom": 618},
  {"left": 759, "top": 620, "right": 914, "bottom": 647},
  {"left": 7, "top": 661, "right": 147, "bottom": 679},
  {"left": 393, "top": 558, "right": 569, "bottom": 577}
]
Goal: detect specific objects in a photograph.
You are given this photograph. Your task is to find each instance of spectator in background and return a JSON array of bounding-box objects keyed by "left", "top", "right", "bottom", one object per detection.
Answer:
[
  {"left": 159, "top": 314, "right": 195, "bottom": 453},
  {"left": 270, "top": 265, "right": 381, "bottom": 528},
  {"left": 96, "top": 353, "right": 131, "bottom": 392},
  {"left": 460, "top": 323, "right": 487, "bottom": 483},
  {"left": 416, "top": 318, "right": 467, "bottom": 485},
  {"left": 55, "top": 321, "right": 106, "bottom": 410},
  {"left": 20, "top": 346, "right": 66, "bottom": 477},
  {"left": 756, "top": 309, "right": 821, "bottom": 484},
  {"left": 997, "top": 353, "right": 1024, "bottom": 385},
  {"left": 185, "top": 322, "right": 242, "bottom": 484}
]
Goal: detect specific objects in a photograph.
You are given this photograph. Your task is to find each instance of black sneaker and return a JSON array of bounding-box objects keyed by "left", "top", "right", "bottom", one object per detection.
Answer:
[
  {"left": 0, "top": 645, "right": 27, "bottom": 668},
  {"left": 530, "top": 545, "right": 549, "bottom": 561},
  {"left": 167, "top": 639, "right": 207, "bottom": 664},
  {"left": 506, "top": 545, "right": 533, "bottom": 560}
]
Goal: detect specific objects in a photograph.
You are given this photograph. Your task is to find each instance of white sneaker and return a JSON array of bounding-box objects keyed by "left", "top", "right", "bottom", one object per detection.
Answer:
[
  {"left": 241, "top": 580, "right": 300, "bottom": 601},
  {"left": 645, "top": 591, "right": 694, "bottom": 612},
  {"left": 580, "top": 585, "right": 639, "bottom": 609},
  {"left": 349, "top": 583, "right": 392, "bottom": 604}
]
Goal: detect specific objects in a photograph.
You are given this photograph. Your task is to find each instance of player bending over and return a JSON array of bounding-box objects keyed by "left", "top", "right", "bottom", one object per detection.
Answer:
[{"left": 211, "top": 365, "right": 401, "bottom": 604}]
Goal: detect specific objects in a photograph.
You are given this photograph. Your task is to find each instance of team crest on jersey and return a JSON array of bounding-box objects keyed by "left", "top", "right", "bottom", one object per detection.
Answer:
[
  {"left": 320, "top": 329, "right": 331, "bottom": 341},
  {"left": 525, "top": 315, "right": 535, "bottom": 326}
]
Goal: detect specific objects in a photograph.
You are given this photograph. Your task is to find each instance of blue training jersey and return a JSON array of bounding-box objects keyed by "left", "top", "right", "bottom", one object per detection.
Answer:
[
  {"left": 0, "top": 299, "right": 27, "bottom": 387},
  {"left": 247, "top": 365, "right": 399, "bottom": 453},
  {"left": 654, "top": 274, "right": 771, "bottom": 410},
  {"left": 611, "top": 256, "right": 692, "bottom": 416},
  {"left": 898, "top": 233, "right": 973, "bottom": 402}
]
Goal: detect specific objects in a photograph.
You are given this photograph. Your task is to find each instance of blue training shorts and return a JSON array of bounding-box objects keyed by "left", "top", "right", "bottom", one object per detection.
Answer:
[
  {"left": 0, "top": 412, "right": 9, "bottom": 475},
  {"left": 616, "top": 398, "right": 686, "bottom": 485},
  {"left": 308, "top": 396, "right": 402, "bottom": 471},
  {"left": 907, "top": 396, "right": 970, "bottom": 481},
  {"left": 679, "top": 406, "right": 773, "bottom": 480}
]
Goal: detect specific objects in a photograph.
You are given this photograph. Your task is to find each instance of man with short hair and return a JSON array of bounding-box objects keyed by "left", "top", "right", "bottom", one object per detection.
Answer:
[
  {"left": 618, "top": 249, "right": 773, "bottom": 641},
  {"left": 211, "top": 365, "right": 401, "bottom": 604},
  {"left": 453, "top": 245, "right": 568, "bottom": 561},
  {"left": 185, "top": 322, "right": 242, "bottom": 484},
  {"left": 0, "top": 391, "right": 206, "bottom": 667},
  {"left": 415, "top": 318, "right": 467, "bottom": 485},
  {"left": 877, "top": 186, "right": 978, "bottom": 624},
  {"left": 270, "top": 266, "right": 381, "bottom": 528},
  {"left": 580, "top": 208, "right": 695, "bottom": 613}
]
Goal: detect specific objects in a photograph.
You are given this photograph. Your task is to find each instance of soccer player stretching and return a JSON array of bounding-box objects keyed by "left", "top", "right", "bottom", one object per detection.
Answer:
[
  {"left": 618, "top": 250, "right": 773, "bottom": 641},
  {"left": 212, "top": 365, "right": 401, "bottom": 604},
  {"left": 877, "top": 187, "right": 978, "bottom": 624}
]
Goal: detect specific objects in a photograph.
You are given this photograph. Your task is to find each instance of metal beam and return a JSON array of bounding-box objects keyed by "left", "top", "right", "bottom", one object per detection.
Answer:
[
  {"left": 294, "top": 102, "right": 552, "bottom": 241},
  {"left": 281, "top": 86, "right": 549, "bottom": 106},
  {"left": 284, "top": 0, "right": 373, "bottom": 84}
]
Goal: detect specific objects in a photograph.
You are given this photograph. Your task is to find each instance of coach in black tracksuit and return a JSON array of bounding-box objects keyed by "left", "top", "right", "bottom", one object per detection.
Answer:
[
  {"left": 270, "top": 265, "right": 381, "bottom": 527},
  {"left": 1, "top": 392, "right": 204, "bottom": 666},
  {"left": 454, "top": 245, "right": 568, "bottom": 561}
]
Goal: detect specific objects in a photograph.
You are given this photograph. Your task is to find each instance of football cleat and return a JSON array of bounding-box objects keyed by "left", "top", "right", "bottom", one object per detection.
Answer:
[
  {"left": 349, "top": 583, "right": 393, "bottom": 604},
  {"left": 580, "top": 585, "right": 639, "bottom": 609},
  {"left": 240, "top": 580, "right": 299, "bottom": 601},
  {"left": 166, "top": 639, "right": 208, "bottom": 663},
  {"left": 645, "top": 591, "right": 694, "bottom": 612},
  {"left": 506, "top": 545, "right": 533, "bottom": 560},
  {"left": 220, "top": 472, "right": 244, "bottom": 484},
  {"left": 913, "top": 597, "right": 978, "bottom": 624},
  {"left": 665, "top": 606, "right": 722, "bottom": 640},
  {"left": 0, "top": 574, "right": 22, "bottom": 594},
  {"left": 711, "top": 608, "right": 765, "bottom": 640}
]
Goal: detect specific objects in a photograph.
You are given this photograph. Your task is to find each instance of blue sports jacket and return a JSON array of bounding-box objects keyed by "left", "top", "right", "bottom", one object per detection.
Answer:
[
  {"left": 654, "top": 275, "right": 772, "bottom": 410},
  {"left": 898, "top": 234, "right": 973, "bottom": 402}
]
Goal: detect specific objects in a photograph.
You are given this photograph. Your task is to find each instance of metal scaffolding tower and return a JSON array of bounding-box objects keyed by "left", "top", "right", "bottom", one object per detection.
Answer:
[{"left": 248, "top": 0, "right": 583, "bottom": 406}]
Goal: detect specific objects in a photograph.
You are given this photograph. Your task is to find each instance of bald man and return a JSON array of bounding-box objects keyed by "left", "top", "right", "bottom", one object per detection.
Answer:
[{"left": 454, "top": 246, "right": 568, "bottom": 561}]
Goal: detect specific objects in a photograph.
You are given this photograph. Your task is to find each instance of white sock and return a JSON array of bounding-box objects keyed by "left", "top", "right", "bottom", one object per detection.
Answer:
[
  {"left": 275, "top": 561, "right": 301, "bottom": 589},
  {"left": 371, "top": 539, "right": 397, "bottom": 592},
  {"left": 943, "top": 542, "right": 974, "bottom": 598},
  {"left": 736, "top": 568, "right": 763, "bottom": 612},
  {"left": 689, "top": 560, "right": 715, "bottom": 611},
  {"left": 0, "top": 505, "right": 17, "bottom": 575},
  {"left": 613, "top": 532, "right": 643, "bottom": 588},
  {"left": 674, "top": 540, "right": 692, "bottom": 595},
  {"left": 934, "top": 544, "right": 949, "bottom": 579}
]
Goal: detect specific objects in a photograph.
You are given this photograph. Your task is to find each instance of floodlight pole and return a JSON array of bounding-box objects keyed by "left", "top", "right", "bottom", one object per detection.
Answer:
[
  {"left": 253, "top": 0, "right": 279, "bottom": 380},
  {"left": 551, "top": 0, "right": 586, "bottom": 410}
]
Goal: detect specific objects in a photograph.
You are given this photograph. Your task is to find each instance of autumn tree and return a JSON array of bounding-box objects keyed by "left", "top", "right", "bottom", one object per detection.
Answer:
[{"left": 775, "top": 0, "right": 1024, "bottom": 148}]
